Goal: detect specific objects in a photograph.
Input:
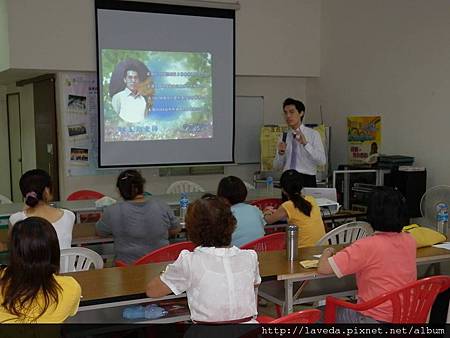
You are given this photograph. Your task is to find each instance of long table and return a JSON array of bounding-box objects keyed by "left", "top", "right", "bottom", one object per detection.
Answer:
[
  {"left": 65, "top": 245, "right": 450, "bottom": 322},
  {"left": 259, "top": 246, "right": 450, "bottom": 314},
  {"left": 0, "top": 189, "right": 283, "bottom": 220}
]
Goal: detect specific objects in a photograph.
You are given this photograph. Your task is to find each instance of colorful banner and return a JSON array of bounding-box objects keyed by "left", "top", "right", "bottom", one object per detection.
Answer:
[
  {"left": 260, "top": 125, "right": 287, "bottom": 171},
  {"left": 347, "top": 116, "right": 382, "bottom": 164},
  {"left": 60, "top": 72, "right": 116, "bottom": 176}
]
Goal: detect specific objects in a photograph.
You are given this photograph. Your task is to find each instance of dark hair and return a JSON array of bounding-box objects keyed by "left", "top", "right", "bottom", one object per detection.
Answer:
[
  {"left": 283, "top": 98, "right": 306, "bottom": 121},
  {"left": 217, "top": 176, "right": 247, "bottom": 205},
  {"left": 19, "top": 169, "right": 52, "bottom": 208},
  {"left": 186, "top": 195, "right": 236, "bottom": 247},
  {"left": 116, "top": 170, "right": 145, "bottom": 201},
  {"left": 367, "top": 187, "right": 409, "bottom": 232},
  {"left": 123, "top": 65, "right": 141, "bottom": 79},
  {"left": 0, "top": 217, "right": 61, "bottom": 321},
  {"left": 280, "top": 170, "right": 312, "bottom": 217}
]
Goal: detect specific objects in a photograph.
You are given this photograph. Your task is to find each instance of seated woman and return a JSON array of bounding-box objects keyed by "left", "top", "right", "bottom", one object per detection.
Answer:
[
  {"left": 317, "top": 187, "right": 416, "bottom": 323},
  {"left": 217, "top": 176, "right": 265, "bottom": 247},
  {"left": 9, "top": 169, "right": 75, "bottom": 249},
  {"left": 96, "top": 170, "right": 180, "bottom": 264},
  {"left": 146, "top": 195, "right": 261, "bottom": 323},
  {"left": 263, "top": 169, "right": 325, "bottom": 247},
  {"left": 0, "top": 217, "right": 81, "bottom": 323}
]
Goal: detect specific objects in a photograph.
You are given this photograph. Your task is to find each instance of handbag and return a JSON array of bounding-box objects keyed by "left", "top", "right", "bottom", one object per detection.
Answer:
[{"left": 402, "top": 223, "right": 447, "bottom": 248}]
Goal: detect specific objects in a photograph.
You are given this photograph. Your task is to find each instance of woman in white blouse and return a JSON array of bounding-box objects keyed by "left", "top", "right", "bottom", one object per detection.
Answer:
[
  {"left": 9, "top": 169, "right": 75, "bottom": 250},
  {"left": 146, "top": 195, "right": 261, "bottom": 323}
]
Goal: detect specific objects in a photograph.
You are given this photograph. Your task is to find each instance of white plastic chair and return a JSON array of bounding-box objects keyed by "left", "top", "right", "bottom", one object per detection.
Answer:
[
  {"left": 0, "top": 194, "right": 12, "bottom": 204},
  {"left": 60, "top": 247, "right": 104, "bottom": 273},
  {"left": 243, "top": 181, "right": 256, "bottom": 190},
  {"left": 166, "top": 180, "right": 205, "bottom": 194},
  {"left": 315, "top": 221, "right": 373, "bottom": 246}
]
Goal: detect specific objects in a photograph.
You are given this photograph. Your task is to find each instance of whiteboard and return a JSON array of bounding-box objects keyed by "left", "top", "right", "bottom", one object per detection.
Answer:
[{"left": 235, "top": 96, "right": 264, "bottom": 164}]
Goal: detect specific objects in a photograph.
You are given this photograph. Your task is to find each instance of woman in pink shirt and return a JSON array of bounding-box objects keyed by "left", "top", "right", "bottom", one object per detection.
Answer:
[{"left": 318, "top": 187, "right": 416, "bottom": 323}]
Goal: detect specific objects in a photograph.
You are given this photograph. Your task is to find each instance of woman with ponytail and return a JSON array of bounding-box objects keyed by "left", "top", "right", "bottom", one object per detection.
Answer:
[
  {"left": 263, "top": 169, "right": 325, "bottom": 247},
  {"left": 9, "top": 169, "right": 75, "bottom": 249},
  {"left": 96, "top": 170, "right": 180, "bottom": 264}
]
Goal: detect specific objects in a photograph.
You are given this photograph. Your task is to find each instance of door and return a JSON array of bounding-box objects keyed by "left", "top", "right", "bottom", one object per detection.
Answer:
[
  {"left": 6, "top": 93, "right": 23, "bottom": 202},
  {"left": 33, "top": 76, "right": 60, "bottom": 200}
]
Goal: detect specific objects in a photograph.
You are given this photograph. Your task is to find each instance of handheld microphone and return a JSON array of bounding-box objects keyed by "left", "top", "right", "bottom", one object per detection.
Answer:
[{"left": 279, "top": 132, "right": 287, "bottom": 155}]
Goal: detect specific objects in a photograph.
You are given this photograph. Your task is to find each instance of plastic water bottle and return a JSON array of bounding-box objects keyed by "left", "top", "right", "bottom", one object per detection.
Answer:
[
  {"left": 436, "top": 202, "right": 448, "bottom": 235},
  {"left": 179, "top": 192, "right": 189, "bottom": 222},
  {"left": 266, "top": 176, "right": 274, "bottom": 195},
  {"left": 286, "top": 224, "right": 298, "bottom": 261},
  {"left": 144, "top": 304, "right": 168, "bottom": 319},
  {"left": 123, "top": 304, "right": 167, "bottom": 320},
  {"left": 123, "top": 305, "right": 145, "bottom": 319}
]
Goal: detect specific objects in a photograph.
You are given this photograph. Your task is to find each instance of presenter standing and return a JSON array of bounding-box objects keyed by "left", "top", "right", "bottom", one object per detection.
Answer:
[{"left": 273, "top": 98, "right": 326, "bottom": 187}]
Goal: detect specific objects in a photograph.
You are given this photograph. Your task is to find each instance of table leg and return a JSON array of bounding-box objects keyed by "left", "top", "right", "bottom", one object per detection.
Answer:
[{"left": 284, "top": 280, "right": 294, "bottom": 315}]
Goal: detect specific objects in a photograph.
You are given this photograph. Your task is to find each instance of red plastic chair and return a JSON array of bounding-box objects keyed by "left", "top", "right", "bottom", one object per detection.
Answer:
[
  {"left": 257, "top": 309, "right": 322, "bottom": 323},
  {"left": 250, "top": 198, "right": 282, "bottom": 210},
  {"left": 324, "top": 275, "right": 450, "bottom": 323},
  {"left": 67, "top": 190, "right": 104, "bottom": 201},
  {"left": 241, "top": 232, "right": 286, "bottom": 317},
  {"left": 250, "top": 198, "right": 284, "bottom": 234},
  {"left": 115, "top": 241, "right": 197, "bottom": 267},
  {"left": 240, "top": 232, "right": 286, "bottom": 252}
]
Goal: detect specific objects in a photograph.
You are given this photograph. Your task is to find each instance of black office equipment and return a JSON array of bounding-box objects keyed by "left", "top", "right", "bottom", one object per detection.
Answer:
[{"left": 384, "top": 169, "right": 427, "bottom": 218}]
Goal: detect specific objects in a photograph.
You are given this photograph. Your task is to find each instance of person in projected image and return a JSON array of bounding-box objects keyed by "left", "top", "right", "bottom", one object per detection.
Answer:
[{"left": 111, "top": 63, "right": 154, "bottom": 123}]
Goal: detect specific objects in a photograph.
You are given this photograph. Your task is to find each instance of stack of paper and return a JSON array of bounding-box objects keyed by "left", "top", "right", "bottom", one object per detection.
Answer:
[
  {"left": 300, "top": 260, "right": 319, "bottom": 269},
  {"left": 433, "top": 242, "right": 450, "bottom": 250}
]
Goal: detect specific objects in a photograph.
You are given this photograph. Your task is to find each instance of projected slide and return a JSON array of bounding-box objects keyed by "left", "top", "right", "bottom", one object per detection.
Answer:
[{"left": 102, "top": 49, "right": 213, "bottom": 142}]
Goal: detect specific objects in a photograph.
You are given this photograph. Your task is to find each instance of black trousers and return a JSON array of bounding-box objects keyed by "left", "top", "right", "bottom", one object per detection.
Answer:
[
  {"left": 282, "top": 173, "right": 317, "bottom": 201},
  {"left": 429, "top": 289, "right": 450, "bottom": 324},
  {"left": 299, "top": 173, "right": 317, "bottom": 188}
]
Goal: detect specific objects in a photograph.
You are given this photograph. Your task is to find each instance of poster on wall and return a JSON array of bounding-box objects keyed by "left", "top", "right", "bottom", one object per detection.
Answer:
[
  {"left": 347, "top": 115, "right": 382, "bottom": 164},
  {"left": 260, "top": 125, "right": 287, "bottom": 171},
  {"left": 61, "top": 73, "right": 116, "bottom": 176}
]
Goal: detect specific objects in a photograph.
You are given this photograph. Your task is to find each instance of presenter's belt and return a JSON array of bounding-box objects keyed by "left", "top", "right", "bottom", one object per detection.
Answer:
[{"left": 193, "top": 316, "right": 254, "bottom": 324}]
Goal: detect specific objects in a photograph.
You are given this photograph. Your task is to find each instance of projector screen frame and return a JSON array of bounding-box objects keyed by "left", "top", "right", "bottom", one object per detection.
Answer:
[{"left": 95, "top": 0, "right": 236, "bottom": 168}]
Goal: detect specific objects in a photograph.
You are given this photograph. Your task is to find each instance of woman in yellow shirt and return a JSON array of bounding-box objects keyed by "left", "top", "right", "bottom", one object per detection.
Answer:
[
  {"left": 0, "top": 217, "right": 81, "bottom": 323},
  {"left": 264, "top": 170, "right": 325, "bottom": 247}
]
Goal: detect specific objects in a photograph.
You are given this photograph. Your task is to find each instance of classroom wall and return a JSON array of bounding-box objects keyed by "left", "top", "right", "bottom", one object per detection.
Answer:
[
  {"left": 5, "top": 0, "right": 320, "bottom": 77},
  {"left": 237, "top": 76, "right": 321, "bottom": 125},
  {"left": 236, "top": 0, "right": 320, "bottom": 76},
  {"left": 311, "top": 0, "right": 450, "bottom": 187},
  {"left": 7, "top": 0, "right": 95, "bottom": 71},
  {"left": 0, "top": 0, "right": 9, "bottom": 72}
]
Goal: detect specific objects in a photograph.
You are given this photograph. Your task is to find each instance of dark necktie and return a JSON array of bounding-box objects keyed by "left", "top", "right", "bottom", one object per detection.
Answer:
[{"left": 289, "top": 133, "right": 298, "bottom": 169}]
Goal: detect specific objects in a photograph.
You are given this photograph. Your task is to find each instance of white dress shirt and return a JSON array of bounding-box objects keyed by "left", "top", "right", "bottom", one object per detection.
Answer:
[
  {"left": 273, "top": 124, "right": 326, "bottom": 175},
  {"left": 111, "top": 87, "right": 147, "bottom": 123},
  {"left": 160, "top": 246, "right": 261, "bottom": 322}
]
